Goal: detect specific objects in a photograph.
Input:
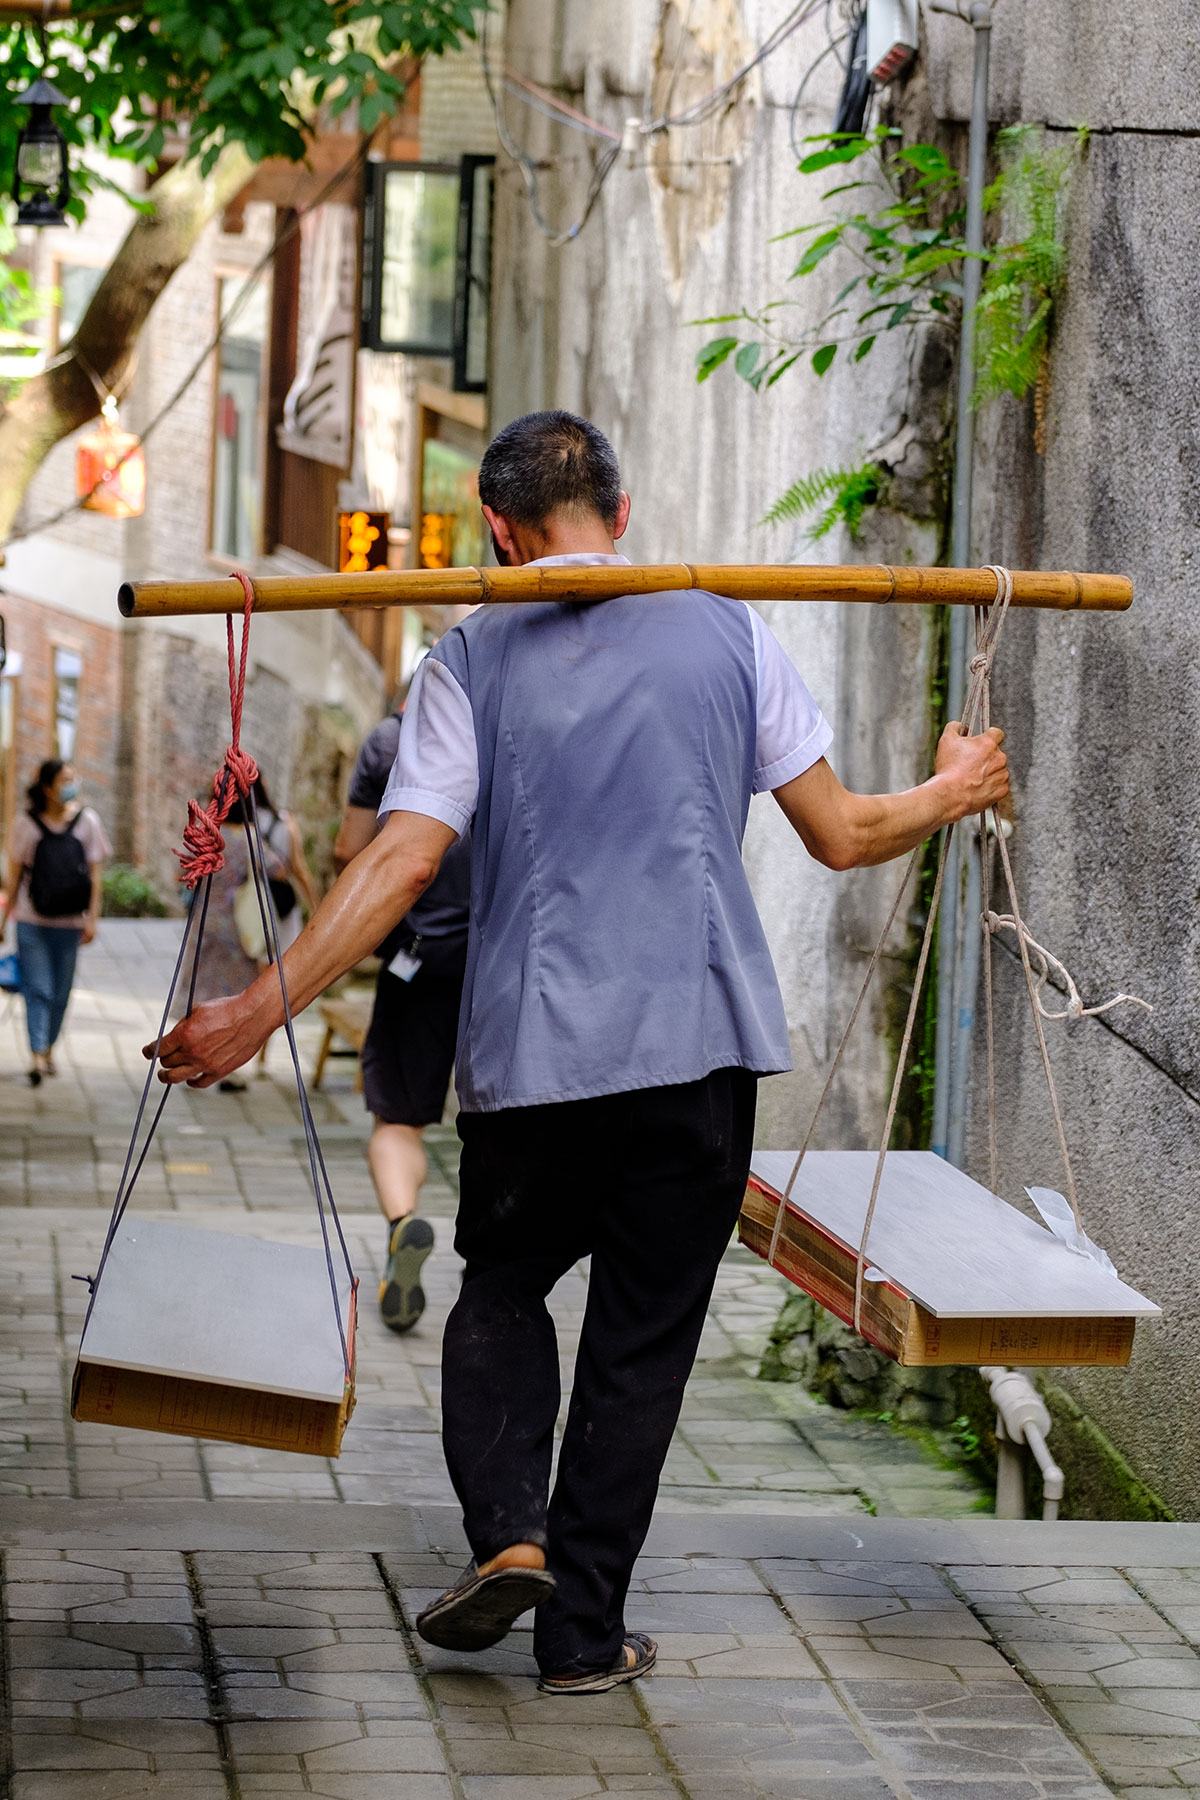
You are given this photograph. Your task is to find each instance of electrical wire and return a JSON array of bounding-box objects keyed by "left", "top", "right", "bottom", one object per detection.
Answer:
[
  {"left": 479, "top": 13, "right": 620, "bottom": 247},
  {"left": 501, "top": 64, "right": 620, "bottom": 142},
  {"left": 5, "top": 135, "right": 372, "bottom": 547},
  {"left": 642, "top": 0, "right": 825, "bottom": 132},
  {"left": 483, "top": 1, "right": 834, "bottom": 244},
  {"left": 788, "top": 30, "right": 850, "bottom": 160}
]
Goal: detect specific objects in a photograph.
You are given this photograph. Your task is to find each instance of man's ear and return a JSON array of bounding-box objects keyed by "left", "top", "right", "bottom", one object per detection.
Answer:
[
  {"left": 612, "top": 491, "right": 632, "bottom": 541},
  {"left": 481, "top": 504, "right": 517, "bottom": 562}
]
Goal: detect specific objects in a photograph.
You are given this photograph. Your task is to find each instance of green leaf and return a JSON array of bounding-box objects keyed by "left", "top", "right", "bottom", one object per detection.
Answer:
[
  {"left": 695, "top": 336, "right": 739, "bottom": 382},
  {"left": 811, "top": 343, "right": 837, "bottom": 376},
  {"left": 854, "top": 335, "right": 876, "bottom": 361},
  {"left": 799, "top": 135, "right": 871, "bottom": 173},
  {"left": 764, "top": 352, "right": 801, "bottom": 387},
  {"left": 792, "top": 228, "right": 842, "bottom": 277},
  {"left": 734, "top": 341, "right": 761, "bottom": 382}
]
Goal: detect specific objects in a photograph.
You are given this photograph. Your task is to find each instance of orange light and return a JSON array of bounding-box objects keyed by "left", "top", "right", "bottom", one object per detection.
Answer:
[
  {"left": 418, "top": 511, "right": 456, "bottom": 570},
  {"left": 76, "top": 401, "right": 146, "bottom": 520},
  {"left": 338, "top": 508, "right": 389, "bottom": 573}
]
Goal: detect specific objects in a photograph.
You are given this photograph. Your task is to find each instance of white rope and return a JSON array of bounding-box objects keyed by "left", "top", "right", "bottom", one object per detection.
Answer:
[
  {"left": 981, "top": 910, "right": 1152, "bottom": 1023},
  {"left": 764, "top": 562, "right": 1151, "bottom": 1336}
]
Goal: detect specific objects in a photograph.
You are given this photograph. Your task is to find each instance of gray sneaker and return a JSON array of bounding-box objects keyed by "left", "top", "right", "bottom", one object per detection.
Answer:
[{"left": 378, "top": 1215, "right": 435, "bottom": 1333}]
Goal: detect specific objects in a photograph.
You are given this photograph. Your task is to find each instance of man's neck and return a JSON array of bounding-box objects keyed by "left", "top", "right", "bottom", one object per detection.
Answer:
[{"left": 508, "top": 517, "right": 618, "bottom": 565}]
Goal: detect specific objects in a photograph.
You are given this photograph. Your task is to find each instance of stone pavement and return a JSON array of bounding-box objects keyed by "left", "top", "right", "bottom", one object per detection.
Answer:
[
  {"left": 5, "top": 922, "right": 1200, "bottom": 1798},
  {"left": 0, "top": 920, "right": 985, "bottom": 1521}
]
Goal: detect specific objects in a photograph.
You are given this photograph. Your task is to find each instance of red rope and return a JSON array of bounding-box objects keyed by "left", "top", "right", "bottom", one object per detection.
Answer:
[{"left": 174, "top": 570, "right": 260, "bottom": 888}]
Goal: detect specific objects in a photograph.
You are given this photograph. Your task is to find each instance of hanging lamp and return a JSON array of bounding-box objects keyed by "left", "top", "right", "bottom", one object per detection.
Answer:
[
  {"left": 12, "top": 74, "right": 70, "bottom": 226},
  {"left": 76, "top": 393, "right": 146, "bottom": 519}
]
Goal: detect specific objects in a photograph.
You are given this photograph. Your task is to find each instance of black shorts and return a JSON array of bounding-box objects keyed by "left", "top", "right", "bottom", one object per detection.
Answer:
[{"left": 360, "top": 952, "right": 467, "bottom": 1128}]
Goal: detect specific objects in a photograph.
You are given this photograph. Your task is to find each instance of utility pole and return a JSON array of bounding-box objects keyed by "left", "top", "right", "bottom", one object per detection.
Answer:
[{"left": 928, "top": 0, "right": 993, "bottom": 1166}]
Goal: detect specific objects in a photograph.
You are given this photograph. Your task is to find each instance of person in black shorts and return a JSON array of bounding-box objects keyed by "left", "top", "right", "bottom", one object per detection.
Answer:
[{"left": 334, "top": 705, "right": 471, "bottom": 1332}]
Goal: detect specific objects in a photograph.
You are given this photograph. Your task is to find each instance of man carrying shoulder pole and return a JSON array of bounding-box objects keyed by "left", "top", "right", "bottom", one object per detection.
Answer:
[{"left": 150, "top": 411, "right": 1009, "bottom": 1694}]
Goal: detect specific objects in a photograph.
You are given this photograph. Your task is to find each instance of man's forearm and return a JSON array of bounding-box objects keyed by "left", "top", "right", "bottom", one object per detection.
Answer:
[
  {"left": 774, "top": 728, "right": 1008, "bottom": 871},
  {"left": 150, "top": 812, "right": 457, "bottom": 1086},
  {"left": 842, "top": 774, "right": 964, "bottom": 867},
  {"left": 239, "top": 833, "right": 437, "bottom": 1039}
]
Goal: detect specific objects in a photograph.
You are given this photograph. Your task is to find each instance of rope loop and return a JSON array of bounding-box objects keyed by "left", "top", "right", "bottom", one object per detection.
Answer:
[{"left": 173, "top": 572, "right": 259, "bottom": 888}]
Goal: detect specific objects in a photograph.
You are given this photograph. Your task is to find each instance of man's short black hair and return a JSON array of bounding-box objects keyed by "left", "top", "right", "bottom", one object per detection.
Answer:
[{"left": 478, "top": 410, "right": 622, "bottom": 529}]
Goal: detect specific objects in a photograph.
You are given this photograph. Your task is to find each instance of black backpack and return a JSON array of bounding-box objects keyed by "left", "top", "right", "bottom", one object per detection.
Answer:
[{"left": 28, "top": 814, "right": 92, "bottom": 917}]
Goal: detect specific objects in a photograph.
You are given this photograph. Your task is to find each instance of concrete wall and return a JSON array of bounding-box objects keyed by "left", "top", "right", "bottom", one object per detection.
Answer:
[
  {"left": 492, "top": 0, "right": 1197, "bottom": 1511},
  {"left": 939, "top": 12, "right": 1200, "bottom": 1515},
  {"left": 492, "top": 0, "right": 944, "bottom": 1150}
]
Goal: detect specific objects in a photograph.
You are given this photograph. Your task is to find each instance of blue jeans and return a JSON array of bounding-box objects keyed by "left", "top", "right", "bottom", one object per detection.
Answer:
[{"left": 16, "top": 922, "right": 82, "bottom": 1056}]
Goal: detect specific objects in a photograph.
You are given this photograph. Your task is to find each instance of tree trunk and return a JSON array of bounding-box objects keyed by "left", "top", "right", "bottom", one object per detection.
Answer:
[{"left": 0, "top": 143, "right": 254, "bottom": 546}]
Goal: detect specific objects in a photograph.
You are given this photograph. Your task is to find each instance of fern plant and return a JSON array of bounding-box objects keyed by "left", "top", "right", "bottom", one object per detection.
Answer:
[
  {"left": 762, "top": 463, "right": 885, "bottom": 538},
  {"left": 974, "top": 125, "right": 1083, "bottom": 448}
]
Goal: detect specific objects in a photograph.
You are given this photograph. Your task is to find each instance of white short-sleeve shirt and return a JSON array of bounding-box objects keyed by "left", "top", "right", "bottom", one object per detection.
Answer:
[{"left": 380, "top": 554, "right": 832, "bottom": 834}]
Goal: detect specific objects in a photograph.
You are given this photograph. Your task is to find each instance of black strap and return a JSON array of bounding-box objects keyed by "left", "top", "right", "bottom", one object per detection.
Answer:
[
  {"left": 31, "top": 811, "right": 81, "bottom": 838},
  {"left": 82, "top": 775, "right": 356, "bottom": 1377}
]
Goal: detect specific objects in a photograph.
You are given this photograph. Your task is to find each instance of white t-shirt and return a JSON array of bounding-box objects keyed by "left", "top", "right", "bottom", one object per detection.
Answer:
[{"left": 379, "top": 553, "right": 832, "bottom": 835}]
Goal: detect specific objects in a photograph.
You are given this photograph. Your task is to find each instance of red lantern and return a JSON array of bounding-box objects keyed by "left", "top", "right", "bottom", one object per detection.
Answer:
[{"left": 76, "top": 396, "right": 146, "bottom": 520}]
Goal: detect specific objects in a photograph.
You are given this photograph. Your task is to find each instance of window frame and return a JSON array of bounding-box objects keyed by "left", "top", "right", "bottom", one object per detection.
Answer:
[{"left": 206, "top": 265, "right": 274, "bottom": 570}]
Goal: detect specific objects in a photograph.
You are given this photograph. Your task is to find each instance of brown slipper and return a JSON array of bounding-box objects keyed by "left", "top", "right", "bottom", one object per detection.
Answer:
[{"left": 537, "top": 1631, "right": 657, "bottom": 1695}]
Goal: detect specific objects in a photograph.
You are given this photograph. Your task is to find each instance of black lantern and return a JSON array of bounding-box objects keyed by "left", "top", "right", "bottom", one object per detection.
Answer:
[{"left": 13, "top": 77, "right": 70, "bottom": 227}]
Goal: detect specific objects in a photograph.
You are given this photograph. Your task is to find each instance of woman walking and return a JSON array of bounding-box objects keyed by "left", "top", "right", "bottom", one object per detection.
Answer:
[{"left": 0, "top": 759, "right": 111, "bottom": 1085}]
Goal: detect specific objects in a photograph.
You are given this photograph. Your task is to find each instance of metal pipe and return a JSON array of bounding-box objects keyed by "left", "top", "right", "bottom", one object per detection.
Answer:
[
  {"left": 930, "top": 0, "right": 993, "bottom": 1164},
  {"left": 116, "top": 562, "right": 1131, "bottom": 619}
]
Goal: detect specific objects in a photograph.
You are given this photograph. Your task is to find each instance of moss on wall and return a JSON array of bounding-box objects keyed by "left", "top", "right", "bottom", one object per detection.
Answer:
[{"left": 762, "top": 1301, "right": 1175, "bottom": 1520}]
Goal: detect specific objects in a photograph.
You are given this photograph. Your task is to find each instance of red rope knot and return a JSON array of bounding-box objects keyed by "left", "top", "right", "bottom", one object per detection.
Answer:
[
  {"left": 173, "top": 572, "right": 259, "bottom": 887},
  {"left": 173, "top": 744, "right": 261, "bottom": 886}
]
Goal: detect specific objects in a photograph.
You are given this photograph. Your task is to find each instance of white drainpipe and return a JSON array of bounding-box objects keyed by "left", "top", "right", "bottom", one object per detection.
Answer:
[{"left": 980, "top": 1366, "right": 1065, "bottom": 1522}]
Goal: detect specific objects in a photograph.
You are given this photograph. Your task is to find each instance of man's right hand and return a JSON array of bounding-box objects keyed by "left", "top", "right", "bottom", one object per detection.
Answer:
[{"left": 933, "top": 722, "right": 1010, "bottom": 821}]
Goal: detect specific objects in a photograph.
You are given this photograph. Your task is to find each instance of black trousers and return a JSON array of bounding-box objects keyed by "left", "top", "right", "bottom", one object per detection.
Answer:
[{"left": 441, "top": 1066, "right": 757, "bottom": 1675}]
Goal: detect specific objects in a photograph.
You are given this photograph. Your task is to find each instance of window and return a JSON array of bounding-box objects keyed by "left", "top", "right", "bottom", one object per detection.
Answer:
[
  {"left": 361, "top": 163, "right": 461, "bottom": 355},
  {"left": 52, "top": 262, "right": 104, "bottom": 351},
  {"left": 210, "top": 275, "right": 270, "bottom": 562},
  {"left": 52, "top": 646, "right": 82, "bottom": 761}
]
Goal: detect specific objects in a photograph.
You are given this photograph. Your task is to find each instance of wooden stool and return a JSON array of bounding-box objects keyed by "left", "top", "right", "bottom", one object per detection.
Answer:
[{"left": 312, "top": 995, "right": 374, "bottom": 1091}]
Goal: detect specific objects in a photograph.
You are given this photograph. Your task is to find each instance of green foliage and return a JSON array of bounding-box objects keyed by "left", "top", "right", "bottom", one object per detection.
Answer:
[
  {"left": 0, "top": 0, "right": 487, "bottom": 211},
  {"left": 101, "top": 864, "right": 168, "bottom": 919},
  {"left": 973, "top": 124, "right": 1082, "bottom": 407},
  {"left": 761, "top": 462, "right": 885, "bottom": 539},
  {"left": 0, "top": 197, "right": 45, "bottom": 359},
  {"left": 693, "top": 123, "right": 1085, "bottom": 527},
  {"left": 693, "top": 126, "right": 965, "bottom": 392}
]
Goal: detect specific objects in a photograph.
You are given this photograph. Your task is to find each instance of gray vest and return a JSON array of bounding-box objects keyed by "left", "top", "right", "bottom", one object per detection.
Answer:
[{"left": 433, "top": 591, "right": 792, "bottom": 1111}]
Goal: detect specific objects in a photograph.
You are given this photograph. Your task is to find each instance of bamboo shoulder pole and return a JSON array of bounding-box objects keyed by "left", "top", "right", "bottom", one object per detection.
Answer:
[{"left": 117, "top": 563, "right": 1133, "bottom": 620}]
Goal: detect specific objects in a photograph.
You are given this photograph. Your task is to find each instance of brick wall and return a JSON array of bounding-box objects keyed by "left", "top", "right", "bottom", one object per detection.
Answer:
[
  {"left": 0, "top": 588, "right": 121, "bottom": 844},
  {"left": 420, "top": 40, "right": 500, "bottom": 161}
]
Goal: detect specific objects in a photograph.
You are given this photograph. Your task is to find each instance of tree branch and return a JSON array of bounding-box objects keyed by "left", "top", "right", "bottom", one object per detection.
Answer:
[{"left": 0, "top": 141, "right": 254, "bottom": 546}]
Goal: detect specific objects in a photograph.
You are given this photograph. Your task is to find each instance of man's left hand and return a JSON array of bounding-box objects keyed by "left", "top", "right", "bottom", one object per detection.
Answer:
[{"left": 934, "top": 722, "right": 1010, "bottom": 820}]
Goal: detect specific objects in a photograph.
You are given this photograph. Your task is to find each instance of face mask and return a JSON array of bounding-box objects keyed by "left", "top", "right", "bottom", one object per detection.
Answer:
[{"left": 58, "top": 782, "right": 78, "bottom": 802}]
